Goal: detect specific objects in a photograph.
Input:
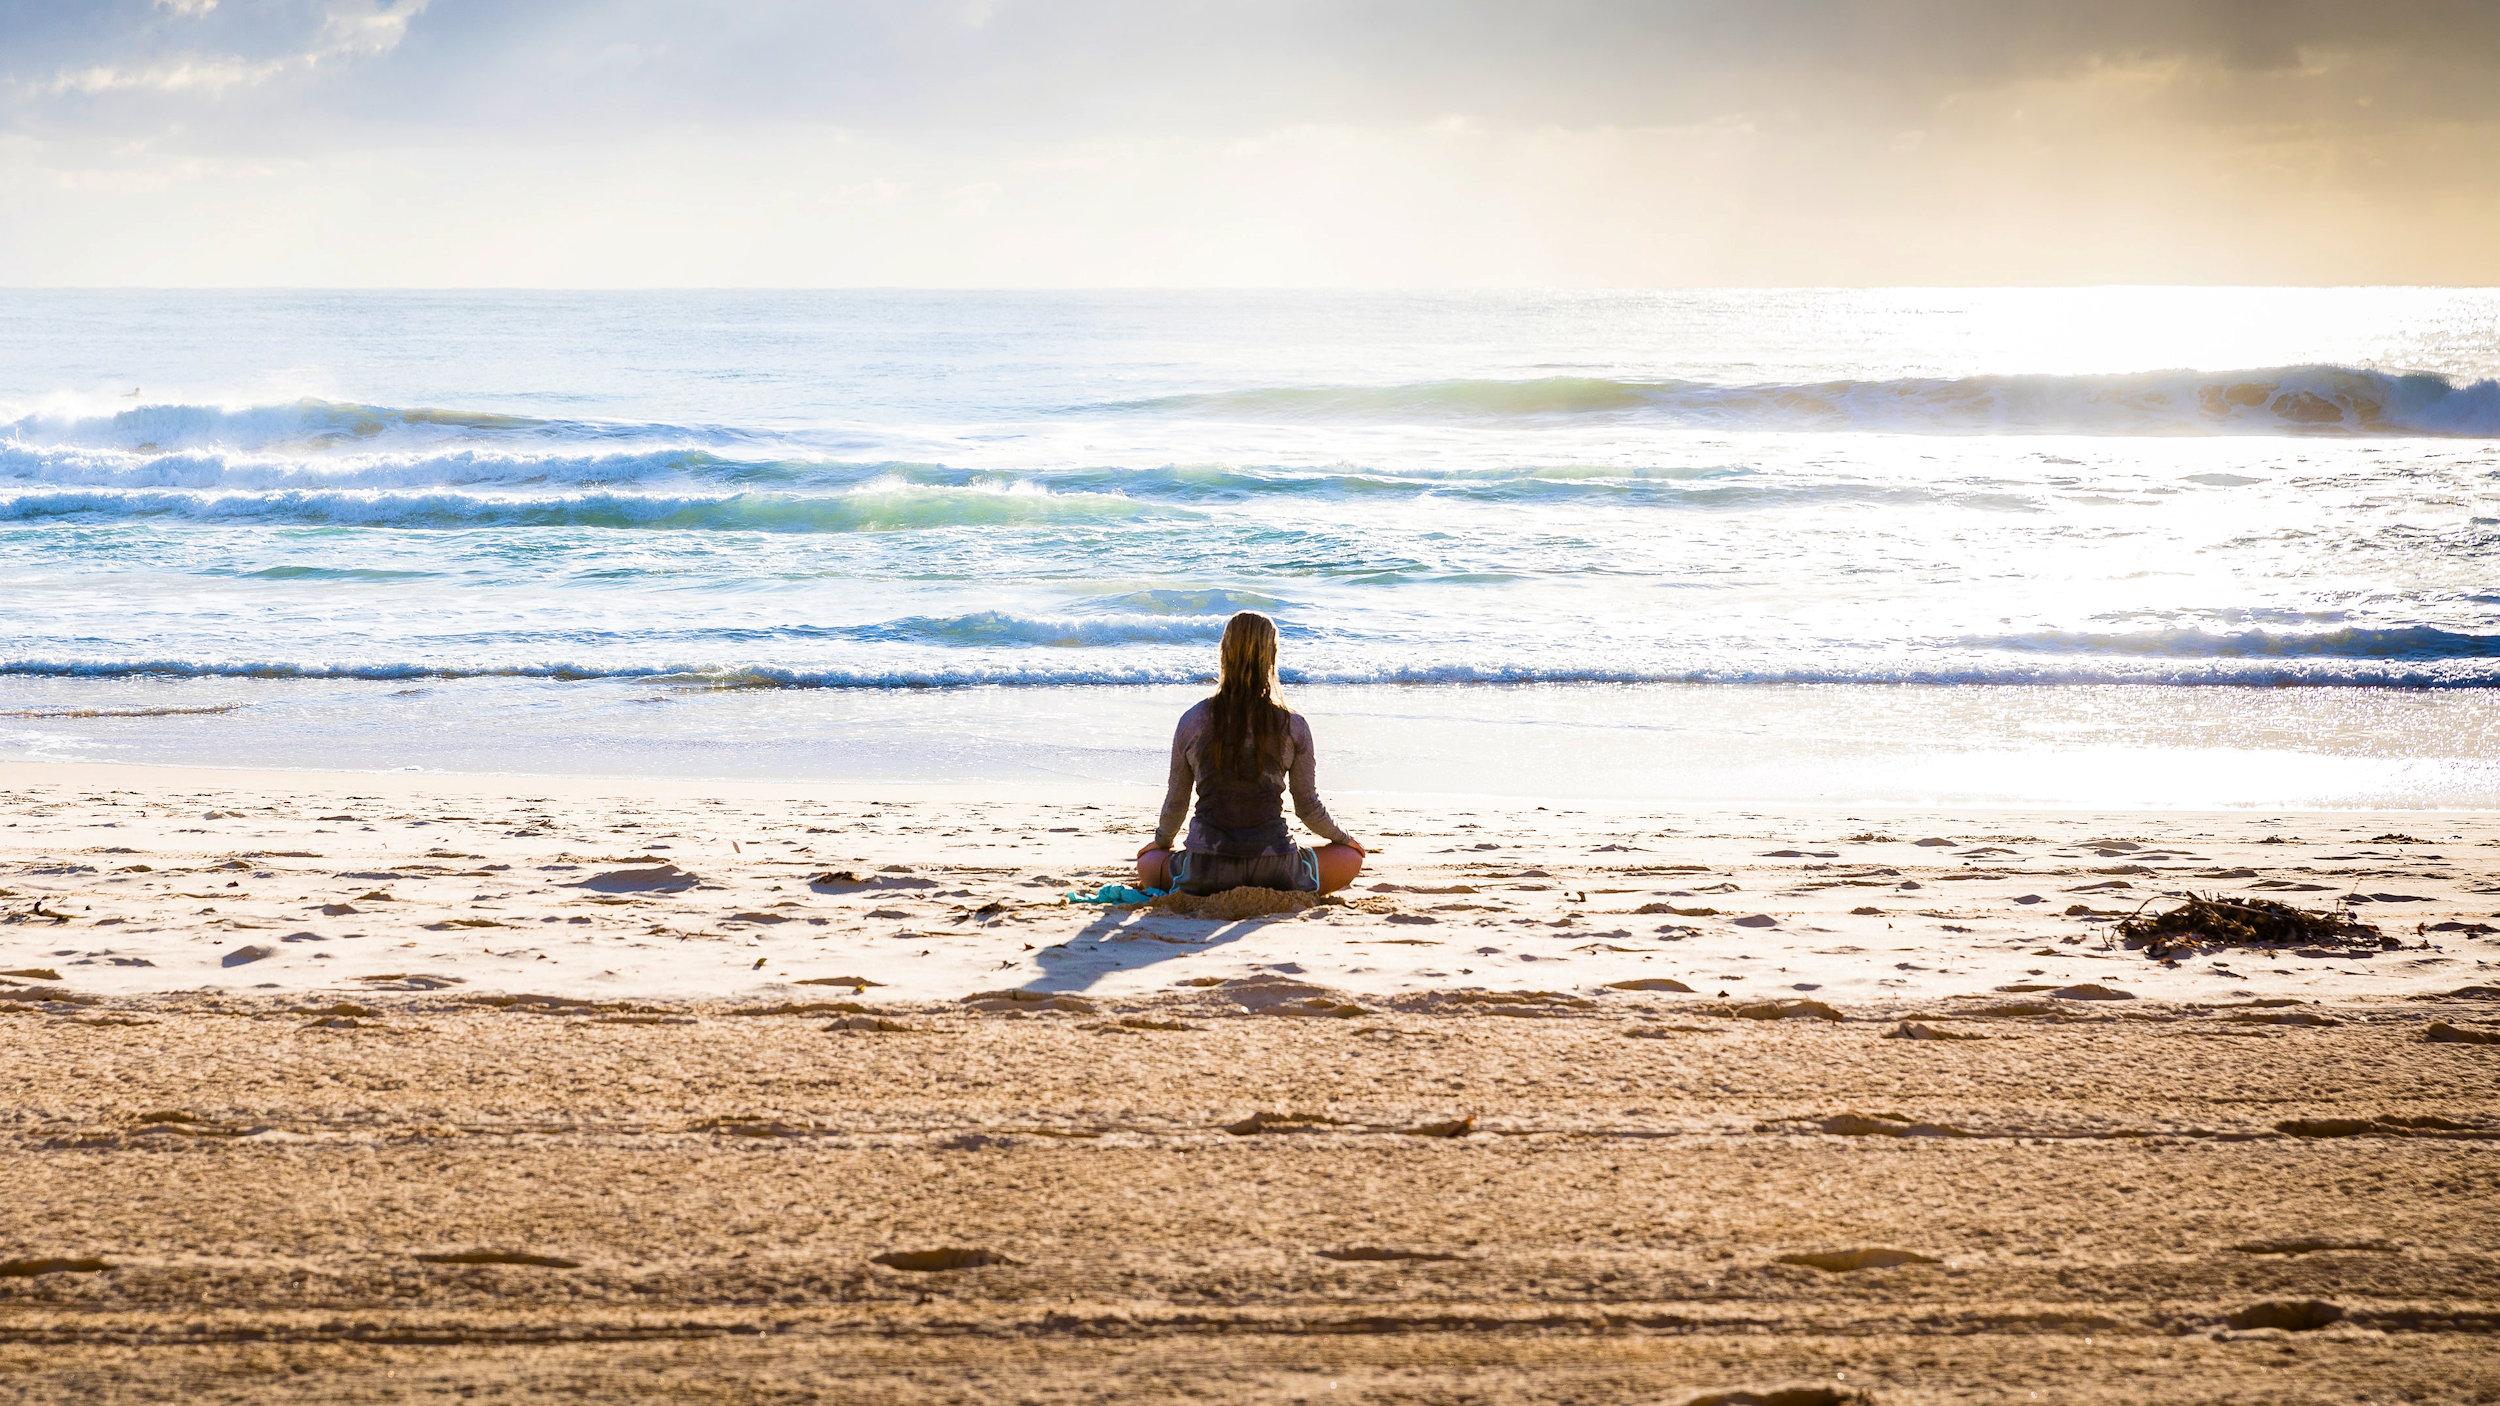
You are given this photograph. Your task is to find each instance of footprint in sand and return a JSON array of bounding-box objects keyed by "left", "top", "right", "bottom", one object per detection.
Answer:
[
  {"left": 414, "top": 1249, "right": 579, "bottom": 1269},
  {"left": 1730, "top": 999, "right": 1841, "bottom": 1021},
  {"left": 2426, "top": 1021, "right": 2500, "bottom": 1044},
  {"left": 572, "top": 863, "right": 700, "bottom": 894},
  {"left": 354, "top": 973, "right": 465, "bottom": 991},
  {"left": 825, "top": 1015, "right": 917, "bottom": 1033},
  {"left": 1776, "top": 1247, "right": 1940, "bottom": 1272},
  {"left": 1224, "top": 1110, "right": 1349, "bottom": 1135},
  {"left": 1315, "top": 1246, "right": 1462, "bottom": 1263},
  {"left": 871, "top": 1248, "right": 1012, "bottom": 1272},
  {"left": 1685, "top": 1388, "right": 1868, "bottom": 1406},
  {"left": 1809, "top": 1112, "right": 1969, "bottom": 1137},
  {"left": 2224, "top": 1299, "right": 2343, "bottom": 1332},
  {"left": 811, "top": 870, "right": 940, "bottom": 893},
  {"left": 2276, "top": 1114, "right": 2475, "bottom": 1137},
  {"left": 2233, "top": 1238, "right": 2390, "bottom": 1256},
  {"left": 1883, "top": 1021, "right": 1985, "bottom": 1041},
  {"left": 962, "top": 990, "right": 1095, "bottom": 1015},
  {"left": 0, "top": 1256, "right": 110, "bottom": 1277}
]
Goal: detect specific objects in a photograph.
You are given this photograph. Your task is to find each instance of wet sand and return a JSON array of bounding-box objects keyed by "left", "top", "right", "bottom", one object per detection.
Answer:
[{"left": 3, "top": 763, "right": 2498, "bottom": 1402}]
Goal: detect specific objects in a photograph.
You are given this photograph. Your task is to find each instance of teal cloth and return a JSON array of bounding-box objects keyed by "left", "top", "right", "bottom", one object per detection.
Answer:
[{"left": 1065, "top": 883, "right": 1170, "bottom": 906}]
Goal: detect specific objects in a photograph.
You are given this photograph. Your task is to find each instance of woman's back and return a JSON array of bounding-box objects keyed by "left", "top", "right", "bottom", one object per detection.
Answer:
[
  {"left": 1137, "top": 611, "right": 1365, "bottom": 895},
  {"left": 1170, "top": 690, "right": 1290, "bottom": 830}
]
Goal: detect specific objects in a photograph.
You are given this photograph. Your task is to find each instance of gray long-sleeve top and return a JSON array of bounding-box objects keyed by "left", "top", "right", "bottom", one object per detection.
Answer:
[{"left": 1152, "top": 699, "right": 1356, "bottom": 853}]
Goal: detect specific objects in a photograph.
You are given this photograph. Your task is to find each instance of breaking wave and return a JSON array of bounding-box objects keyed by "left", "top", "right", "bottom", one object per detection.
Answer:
[
  {"left": 0, "top": 446, "right": 1755, "bottom": 498},
  {"left": 3, "top": 655, "right": 2489, "bottom": 689},
  {"left": 1973, "top": 626, "right": 2500, "bottom": 661},
  {"left": 847, "top": 611, "right": 1233, "bottom": 647},
  {"left": 1122, "top": 365, "right": 2500, "bottom": 436},
  {"left": 1071, "top": 588, "right": 1299, "bottom": 615},
  {"left": 0, "top": 397, "right": 748, "bottom": 453},
  {"left": 0, "top": 444, "right": 776, "bottom": 491},
  {"left": 0, "top": 483, "right": 1158, "bottom": 533},
  {"left": 12, "top": 366, "right": 2498, "bottom": 471}
]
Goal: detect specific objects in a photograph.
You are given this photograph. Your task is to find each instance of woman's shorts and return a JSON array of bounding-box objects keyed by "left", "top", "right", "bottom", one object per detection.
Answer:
[{"left": 1170, "top": 847, "right": 1319, "bottom": 896}]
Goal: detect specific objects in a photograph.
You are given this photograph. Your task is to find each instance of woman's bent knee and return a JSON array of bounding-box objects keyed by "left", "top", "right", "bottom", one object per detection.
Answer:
[
  {"left": 1136, "top": 847, "right": 1172, "bottom": 889},
  {"left": 1315, "top": 844, "right": 1363, "bottom": 894}
]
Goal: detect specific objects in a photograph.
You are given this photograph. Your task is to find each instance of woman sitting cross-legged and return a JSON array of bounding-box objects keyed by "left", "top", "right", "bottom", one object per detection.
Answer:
[{"left": 1134, "top": 611, "right": 1367, "bottom": 896}]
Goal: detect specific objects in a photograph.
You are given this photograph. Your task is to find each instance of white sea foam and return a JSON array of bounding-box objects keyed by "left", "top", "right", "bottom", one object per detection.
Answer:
[{"left": 2, "top": 653, "right": 2490, "bottom": 689}]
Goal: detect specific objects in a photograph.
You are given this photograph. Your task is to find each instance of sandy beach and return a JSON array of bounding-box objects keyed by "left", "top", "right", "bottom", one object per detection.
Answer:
[
  {"left": 4, "top": 761, "right": 2497, "bottom": 1402},
  {"left": 11, "top": 2, "right": 2500, "bottom": 1400}
]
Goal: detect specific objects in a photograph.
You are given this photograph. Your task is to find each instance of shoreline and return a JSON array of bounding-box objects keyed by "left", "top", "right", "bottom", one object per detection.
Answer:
[
  {"left": 14, "top": 753, "right": 2500, "bottom": 814},
  {"left": 9, "top": 677, "right": 2500, "bottom": 812},
  {"left": 6, "top": 758, "right": 2494, "bottom": 1003}
]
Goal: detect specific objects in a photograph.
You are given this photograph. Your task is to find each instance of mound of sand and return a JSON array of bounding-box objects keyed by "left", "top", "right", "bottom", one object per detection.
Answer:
[{"left": 1147, "top": 886, "right": 1324, "bottom": 921}]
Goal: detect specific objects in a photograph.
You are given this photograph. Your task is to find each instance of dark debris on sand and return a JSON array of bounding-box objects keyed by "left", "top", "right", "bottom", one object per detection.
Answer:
[{"left": 2114, "top": 893, "right": 2394, "bottom": 961}]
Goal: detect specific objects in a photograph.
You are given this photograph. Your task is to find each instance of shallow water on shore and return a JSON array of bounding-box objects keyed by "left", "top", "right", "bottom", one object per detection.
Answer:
[{"left": 5, "top": 678, "right": 2494, "bottom": 810}]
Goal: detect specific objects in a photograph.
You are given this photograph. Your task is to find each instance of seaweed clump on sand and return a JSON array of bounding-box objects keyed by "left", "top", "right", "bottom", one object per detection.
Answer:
[{"left": 2115, "top": 893, "right": 2393, "bottom": 961}]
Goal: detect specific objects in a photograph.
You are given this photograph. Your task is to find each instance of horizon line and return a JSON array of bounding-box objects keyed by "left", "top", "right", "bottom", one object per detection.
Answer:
[{"left": 3, "top": 282, "right": 2498, "bottom": 294}]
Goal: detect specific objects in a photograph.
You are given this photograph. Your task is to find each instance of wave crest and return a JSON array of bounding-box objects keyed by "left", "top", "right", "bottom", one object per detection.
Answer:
[
  {"left": 1122, "top": 365, "right": 2500, "bottom": 436},
  {"left": 0, "top": 397, "right": 750, "bottom": 454},
  {"left": 1973, "top": 625, "right": 2500, "bottom": 661},
  {"left": 2, "top": 656, "right": 2489, "bottom": 689},
  {"left": 0, "top": 483, "right": 1158, "bottom": 533},
  {"left": 850, "top": 611, "right": 1232, "bottom": 647}
]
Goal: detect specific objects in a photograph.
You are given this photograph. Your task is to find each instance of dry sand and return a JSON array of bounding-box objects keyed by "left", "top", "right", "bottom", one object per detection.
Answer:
[{"left": 3, "top": 761, "right": 2498, "bottom": 1402}]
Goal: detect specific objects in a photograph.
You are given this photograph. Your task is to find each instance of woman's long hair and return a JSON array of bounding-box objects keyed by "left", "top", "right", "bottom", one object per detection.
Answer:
[{"left": 1204, "top": 611, "right": 1288, "bottom": 779}]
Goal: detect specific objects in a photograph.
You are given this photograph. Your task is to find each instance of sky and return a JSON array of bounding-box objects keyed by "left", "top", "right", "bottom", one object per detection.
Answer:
[{"left": 2, "top": 0, "right": 2497, "bottom": 287}]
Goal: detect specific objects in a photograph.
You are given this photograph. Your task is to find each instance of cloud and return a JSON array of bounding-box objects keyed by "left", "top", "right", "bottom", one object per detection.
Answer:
[
  {"left": 20, "top": 0, "right": 427, "bottom": 101},
  {"left": 314, "top": 0, "right": 427, "bottom": 60},
  {"left": 42, "top": 56, "right": 285, "bottom": 96}
]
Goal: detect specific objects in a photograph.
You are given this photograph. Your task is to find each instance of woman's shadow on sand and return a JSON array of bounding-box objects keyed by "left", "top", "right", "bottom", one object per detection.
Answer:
[{"left": 1020, "top": 905, "right": 1296, "bottom": 996}]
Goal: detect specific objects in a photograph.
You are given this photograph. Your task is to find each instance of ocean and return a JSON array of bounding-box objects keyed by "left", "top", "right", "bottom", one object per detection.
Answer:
[{"left": 3, "top": 288, "right": 2495, "bottom": 808}]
